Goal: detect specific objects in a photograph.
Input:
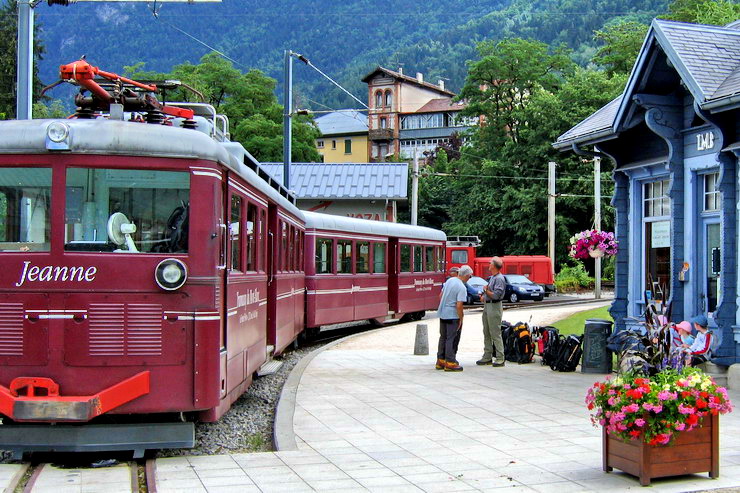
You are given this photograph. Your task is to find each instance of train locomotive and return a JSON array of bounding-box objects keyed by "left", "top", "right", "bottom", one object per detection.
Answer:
[{"left": 0, "top": 60, "right": 446, "bottom": 457}]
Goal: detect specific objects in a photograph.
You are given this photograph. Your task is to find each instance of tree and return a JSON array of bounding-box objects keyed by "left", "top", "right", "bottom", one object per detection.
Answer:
[
  {"left": 663, "top": 0, "right": 740, "bottom": 25},
  {"left": 593, "top": 21, "right": 650, "bottom": 76},
  {"left": 126, "top": 54, "right": 321, "bottom": 163},
  {"left": 0, "top": 0, "right": 45, "bottom": 119}
]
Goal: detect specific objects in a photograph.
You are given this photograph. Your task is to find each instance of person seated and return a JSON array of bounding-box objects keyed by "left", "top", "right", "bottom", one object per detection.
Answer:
[{"left": 685, "top": 314, "right": 712, "bottom": 367}]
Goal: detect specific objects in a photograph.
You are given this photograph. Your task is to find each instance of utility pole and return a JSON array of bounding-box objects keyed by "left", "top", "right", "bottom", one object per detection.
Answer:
[
  {"left": 548, "top": 161, "right": 556, "bottom": 264},
  {"left": 594, "top": 154, "right": 602, "bottom": 300},
  {"left": 16, "top": 0, "right": 34, "bottom": 120},
  {"left": 283, "top": 49, "right": 293, "bottom": 191},
  {"left": 411, "top": 149, "right": 419, "bottom": 225}
]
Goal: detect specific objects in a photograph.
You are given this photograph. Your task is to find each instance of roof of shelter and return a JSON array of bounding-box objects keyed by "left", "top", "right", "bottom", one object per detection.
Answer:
[
  {"left": 259, "top": 162, "right": 409, "bottom": 200},
  {"left": 414, "top": 98, "right": 467, "bottom": 113},
  {"left": 554, "top": 19, "right": 740, "bottom": 150},
  {"left": 314, "top": 110, "right": 368, "bottom": 137},
  {"left": 361, "top": 66, "right": 455, "bottom": 97}
]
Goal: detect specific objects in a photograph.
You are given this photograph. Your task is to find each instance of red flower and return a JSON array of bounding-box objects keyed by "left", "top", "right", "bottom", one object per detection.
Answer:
[
  {"left": 696, "top": 399, "right": 708, "bottom": 409},
  {"left": 700, "top": 391, "right": 709, "bottom": 398},
  {"left": 686, "top": 414, "right": 699, "bottom": 426},
  {"left": 587, "top": 403, "right": 594, "bottom": 410},
  {"left": 630, "top": 430, "right": 641, "bottom": 438},
  {"left": 681, "top": 391, "right": 690, "bottom": 398}
]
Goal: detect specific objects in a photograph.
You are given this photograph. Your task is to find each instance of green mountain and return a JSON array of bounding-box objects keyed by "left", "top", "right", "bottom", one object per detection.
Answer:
[{"left": 31, "top": 0, "right": 668, "bottom": 109}]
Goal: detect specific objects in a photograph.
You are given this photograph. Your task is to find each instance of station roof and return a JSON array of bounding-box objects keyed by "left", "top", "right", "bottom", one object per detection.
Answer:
[
  {"left": 314, "top": 110, "right": 368, "bottom": 137},
  {"left": 554, "top": 19, "right": 740, "bottom": 150},
  {"left": 260, "top": 162, "right": 409, "bottom": 200}
]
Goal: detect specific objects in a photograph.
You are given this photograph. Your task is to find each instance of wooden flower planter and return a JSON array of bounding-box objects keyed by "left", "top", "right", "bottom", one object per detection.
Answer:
[{"left": 603, "top": 414, "right": 719, "bottom": 486}]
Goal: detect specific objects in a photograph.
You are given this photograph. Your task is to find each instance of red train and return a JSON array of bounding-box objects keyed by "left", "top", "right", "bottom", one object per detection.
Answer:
[
  {"left": 0, "top": 64, "right": 445, "bottom": 457},
  {"left": 445, "top": 236, "right": 555, "bottom": 293}
]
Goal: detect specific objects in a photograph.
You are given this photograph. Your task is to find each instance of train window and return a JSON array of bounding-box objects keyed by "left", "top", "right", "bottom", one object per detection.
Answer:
[
  {"left": 293, "top": 227, "right": 300, "bottom": 272},
  {"left": 259, "top": 209, "right": 266, "bottom": 271},
  {"left": 356, "top": 241, "right": 369, "bottom": 273},
  {"left": 373, "top": 242, "right": 386, "bottom": 273},
  {"left": 281, "top": 221, "right": 288, "bottom": 272},
  {"left": 299, "top": 231, "right": 305, "bottom": 272},
  {"left": 437, "top": 246, "right": 444, "bottom": 271},
  {"left": 414, "top": 246, "right": 423, "bottom": 272},
  {"left": 0, "top": 167, "right": 51, "bottom": 251},
  {"left": 64, "top": 168, "right": 189, "bottom": 253},
  {"left": 288, "top": 224, "right": 295, "bottom": 271},
  {"left": 336, "top": 240, "right": 352, "bottom": 273},
  {"left": 450, "top": 250, "right": 468, "bottom": 264},
  {"left": 316, "top": 238, "right": 333, "bottom": 274},
  {"left": 425, "top": 246, "right": 434, "bottom": 272},
  {"left": 230, "top": 195, "right": 243, "bottom": 271},
  {"left": 246, "top": 203, "right": 257, "bottom": 271},
  {"left": 400, "top": 244, "right": 411, "bottom": 272}
]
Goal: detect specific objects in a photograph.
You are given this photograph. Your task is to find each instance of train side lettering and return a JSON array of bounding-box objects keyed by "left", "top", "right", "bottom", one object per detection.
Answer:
[{"left": 15, "top": 261, "right": 97, "bottom": 287}]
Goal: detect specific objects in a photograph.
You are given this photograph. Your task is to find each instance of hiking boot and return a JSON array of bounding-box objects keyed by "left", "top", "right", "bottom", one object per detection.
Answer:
[
  {"left": 435, "top": 359, "right": 446, "bottom": 370},
  {"left": 444, "top": 361, "right": 463, "bottom": 372},
  {"left": 492, "top": 361, "right": 506, "bottom": 367},
  {"left": 476, "top": 359, "right": 493, "bottom": 366}
]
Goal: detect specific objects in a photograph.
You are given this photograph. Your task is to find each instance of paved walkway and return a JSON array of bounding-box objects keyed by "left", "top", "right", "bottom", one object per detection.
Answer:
[{"left": 153, "top": 301, "right": 740, "bottom": 492}]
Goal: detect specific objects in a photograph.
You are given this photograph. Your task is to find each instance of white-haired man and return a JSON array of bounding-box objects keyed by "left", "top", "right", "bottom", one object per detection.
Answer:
[
  {"left": 478, "top": 257, "right": 506, "bottom": 367},
  {"left": 436, "top": 264, "right": 472, "bottom": 371}
]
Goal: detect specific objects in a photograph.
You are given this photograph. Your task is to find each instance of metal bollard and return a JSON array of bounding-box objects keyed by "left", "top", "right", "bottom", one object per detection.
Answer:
[{"left": 414, "top": 324, "right": 429, "bottom": 355}]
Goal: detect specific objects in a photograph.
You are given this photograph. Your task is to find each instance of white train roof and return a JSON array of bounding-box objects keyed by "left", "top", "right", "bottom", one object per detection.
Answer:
[
  {"left": 0, "top": 119, "right": 303, "bottom": 219},
  {"left": 303, "top": 211, "right": 446, "bottom": 242}
]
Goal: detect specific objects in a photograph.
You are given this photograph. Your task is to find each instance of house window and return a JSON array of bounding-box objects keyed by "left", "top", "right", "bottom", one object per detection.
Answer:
[
  {"left": 704, "top": 172, "right": 719, "bottom": 212},
  {"left": 331, "top": 140, "right": 336, "bottom": 150},
  {"left": 375, "top": 91, "right": 383, "bottom": 108},
  {"left": 385, "top": 90, "right": 393, "bottom": 108},
  {"left": 380, "top": 117, "right": 387, "bottom": 129},
  {"left": 344, "top": 139, "right": 352, "bottom": 154},
  {"left": 643, "top": 179, "right": 671, "bottom": 302},
  {"left": 317, "top": 140, "right": 324, "bottom": 148}
]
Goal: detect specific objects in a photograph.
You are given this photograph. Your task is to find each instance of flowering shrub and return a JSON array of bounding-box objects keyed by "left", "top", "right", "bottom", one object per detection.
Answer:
[
  {"left": 568, "top": 229, "right": 618, "bottom": 259},
  {"left": 586, "top": 367, "right": 733, "bottom": 445}
]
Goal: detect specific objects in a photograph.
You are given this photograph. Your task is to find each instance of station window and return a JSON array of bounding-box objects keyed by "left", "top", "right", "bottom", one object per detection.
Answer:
[
  {"left": 344, "top": 139, "right": 352, "bottom": 154},
  {"left": 0, "top": 167, "right": 51, "bottom": 251},
  {"left": 425, "top": 246, "right": 434, "bottom": 272},
  {"left": 356, "top": 241, "right": 370, "bottom": 273},
  {"left": 400, "top": 244, "right": 411, "bottom": 272},
  {"left": 315, "top": 238, "right": 333, "bottom": 274},
  {"left": 704, "top": 173, "right": 720, "bottom": 212},
  {"left": 230, "top": 195, "right": 242, "bottom": 271},
  {"left": 246, "top": 203, "right": 257, "bottom": 271},
  {"left": 373, "top": 243, "right": 386, "bottom": 273},
  {"left": 414, "top": 245, "right": 423, "bottom": 272},
  {"left": 337, "top": 240, "right": 352, "bottom": 273}
]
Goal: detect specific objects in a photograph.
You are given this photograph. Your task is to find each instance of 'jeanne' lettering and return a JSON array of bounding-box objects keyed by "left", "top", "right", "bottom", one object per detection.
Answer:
[{"left": 16, "top": 261, "right": 97, "bottom": 287}]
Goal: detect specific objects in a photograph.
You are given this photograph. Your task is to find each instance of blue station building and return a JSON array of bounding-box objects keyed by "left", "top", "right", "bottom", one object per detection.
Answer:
[{"left": 555, "top": 19, "right": 740, "bottom": 365}]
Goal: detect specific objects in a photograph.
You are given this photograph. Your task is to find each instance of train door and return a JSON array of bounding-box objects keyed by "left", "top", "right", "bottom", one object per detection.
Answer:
[
  {"left": 266, "top": 203, "right": 278, "bottom": 356},
  {"left": 388, "top": 237, "right": 399, "bottom": 313}
]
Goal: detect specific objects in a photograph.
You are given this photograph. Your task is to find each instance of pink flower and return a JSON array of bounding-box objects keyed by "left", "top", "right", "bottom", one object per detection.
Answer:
[
  {"left": 678, "top": 403, "right": 695, "bottom": 415},
  {"left": 657, "top": 390, "right": 676, "bottom": 401},
  {"left": 623, "top": 403, "right": 639, "bottom": 413},
  {"left": 674, "top": 422, "right": 685, "bottom": 431},
  {"left": 634, "top": 418, "right": 645, "bottom": 427},
  {"left": 608, "top": 396, "right": 618, "bottom": 406}
]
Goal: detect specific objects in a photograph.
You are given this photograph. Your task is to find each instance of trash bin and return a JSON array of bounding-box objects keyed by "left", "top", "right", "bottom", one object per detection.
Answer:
[{"left": 581, "top": 318, "right": 613, "bottom": 374}]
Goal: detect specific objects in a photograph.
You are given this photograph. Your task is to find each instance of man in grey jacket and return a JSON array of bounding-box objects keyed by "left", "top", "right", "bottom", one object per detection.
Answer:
[{"left": 477, "top": 257, "right": 506, "bottom": 367}]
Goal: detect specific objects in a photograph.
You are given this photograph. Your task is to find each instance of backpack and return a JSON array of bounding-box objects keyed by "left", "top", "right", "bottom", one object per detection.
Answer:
[
  {"left": 504, "top": 322, "right": 535, "bottom": 364},
  {"left": 550, "top": 334, "right": 583, "bottom": 372},
  {"left": 540, "top": 327, "right": 560, "bottom": 367},
  {"left": 707, "top": 328, "right": 722, "bottom": 356}
]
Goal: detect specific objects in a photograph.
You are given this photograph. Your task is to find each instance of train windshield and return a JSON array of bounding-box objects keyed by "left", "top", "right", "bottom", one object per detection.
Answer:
[
  {"left": 0, "top": 167, "right": 51, "bottom": 252},
  {"left": 65, "top": 168, "right": 190, "bottom": 253}
]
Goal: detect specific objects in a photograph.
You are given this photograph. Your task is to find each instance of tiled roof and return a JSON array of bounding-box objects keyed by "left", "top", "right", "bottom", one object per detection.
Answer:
[
  {"left": 655, "top": 19, "right": 740, "bottom": 102},
  {"left": 414, "top": 98, "right": 467, "bottom": 113},
  {"left": 314, "top": 110, "right": 368, "bottom": 136},
  {"left": 361, "top": 66, "right": 456, "bottom": 97},
  {"left": 553, "top": 96, "right": 623, "bottom": 149},
  {"left": 259, "top": 162, "right": 409, "bottom": 200}
]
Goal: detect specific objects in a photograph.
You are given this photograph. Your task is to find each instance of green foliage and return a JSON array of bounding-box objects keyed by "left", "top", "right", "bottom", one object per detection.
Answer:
[
  {"left": 555, "top": 262, "right": 594, "bottom": 292},
  {"left": 127, "top": 54, "right": 321, "bottom": 163},
  {"left": 593, "top": 21, "right": 650, "bottom": 76},
  {"left": 663, "top": 0, "right": 740, "bottom": 25},
  {"left": 33, "top": 100, "right": 68, "bottom": 119}
]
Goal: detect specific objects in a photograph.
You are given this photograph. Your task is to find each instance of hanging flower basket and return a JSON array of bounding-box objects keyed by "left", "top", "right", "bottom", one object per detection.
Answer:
[{"left": 568, "top": 230, "right": 618, "bottom": 260}]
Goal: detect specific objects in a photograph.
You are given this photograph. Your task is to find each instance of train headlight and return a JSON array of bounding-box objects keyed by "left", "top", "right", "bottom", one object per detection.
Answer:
[
  {"left": 155, "top": 258, "right": 187, "bottom": 291},
  {"left": 45, "top": 121, "right": 71, "bottom": 150}
]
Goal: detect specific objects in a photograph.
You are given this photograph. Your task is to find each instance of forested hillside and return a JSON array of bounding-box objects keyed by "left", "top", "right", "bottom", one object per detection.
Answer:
[{"left": 29, "top": 0, "right": 669, "bottom": 108}]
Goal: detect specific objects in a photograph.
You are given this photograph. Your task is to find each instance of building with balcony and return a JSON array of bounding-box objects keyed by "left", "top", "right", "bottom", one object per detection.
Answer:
[
  {"left": 314, "top": 110, "right": 369, "bottom": 163},
  {"left": 362, "top": 66, "right": 474, "bottom": 162}
]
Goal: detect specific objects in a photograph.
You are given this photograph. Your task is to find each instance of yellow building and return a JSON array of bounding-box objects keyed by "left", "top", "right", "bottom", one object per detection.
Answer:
[{"left": 314, "top": 110, "right": 369, "bottom": 163}]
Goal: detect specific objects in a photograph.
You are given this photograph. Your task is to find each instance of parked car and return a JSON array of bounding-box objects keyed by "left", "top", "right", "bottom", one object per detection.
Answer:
[
  {"left": 504, "top": 274, "right": 545, "bottom": 302},
  {"left": 464, "top": 276, "right": 488, "bottom": 304}
]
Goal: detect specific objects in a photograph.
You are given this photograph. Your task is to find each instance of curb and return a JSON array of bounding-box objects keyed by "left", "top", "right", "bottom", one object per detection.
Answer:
[{"left": 272, "top": 325, "right": 397, "bottom": 451}]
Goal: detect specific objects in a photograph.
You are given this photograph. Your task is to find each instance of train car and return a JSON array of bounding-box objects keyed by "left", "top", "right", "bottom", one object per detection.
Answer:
[
  {"left": 303, "top": 212, "right": 446, "bottom": 331},
  {"left": 0, "top": 60, "right": 447, "bottom": 457}
]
